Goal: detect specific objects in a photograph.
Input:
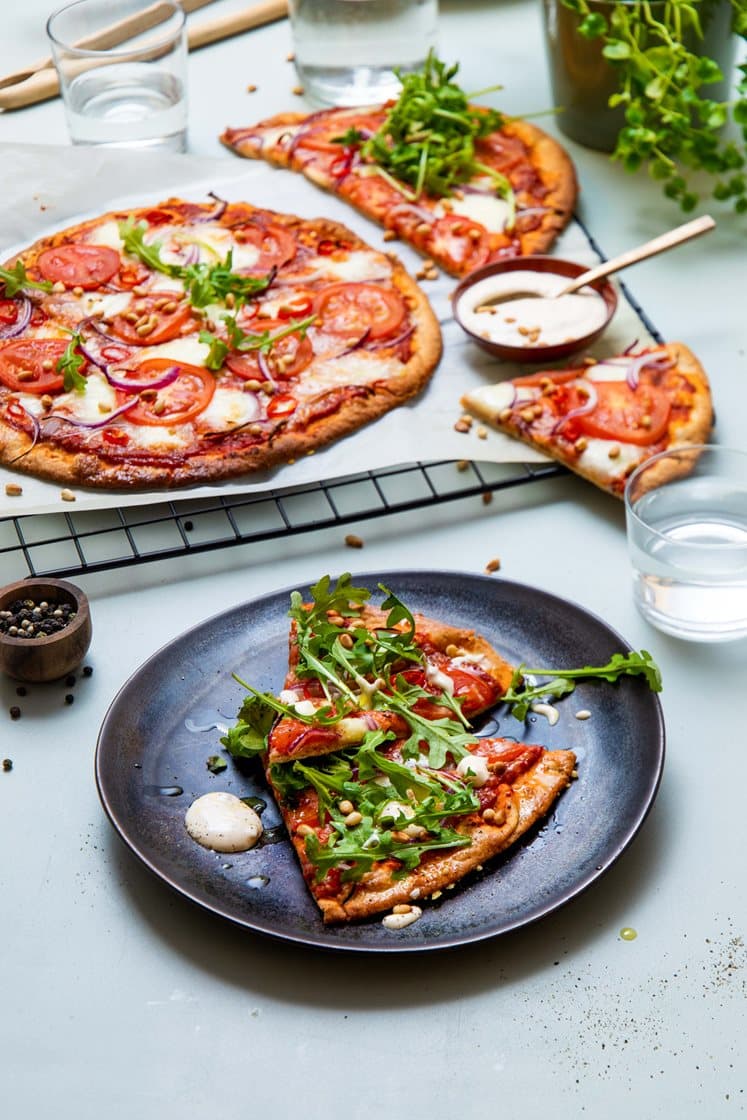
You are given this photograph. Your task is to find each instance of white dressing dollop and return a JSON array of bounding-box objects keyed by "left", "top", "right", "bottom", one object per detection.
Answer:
[
  {"left": 456, "top": 270, "right": 608, "bottom": 349},
  {"left": 185, "top": 792, "right": 263, "bottom": 852}
]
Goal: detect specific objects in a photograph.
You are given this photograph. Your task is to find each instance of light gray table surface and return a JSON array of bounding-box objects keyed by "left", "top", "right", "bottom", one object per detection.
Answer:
[{"left": 1, "top": 3, "right": 746, "bottom": 1117}]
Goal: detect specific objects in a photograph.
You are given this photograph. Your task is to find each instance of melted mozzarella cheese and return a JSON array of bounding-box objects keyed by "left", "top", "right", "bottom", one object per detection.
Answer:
[
  {"left": 297, "top": 351, "right": 403, "bottom": 396},
  {"left": 125, "top": 424, "right": 191, "bottom": 450},
  {"left": 198, "top": 388, "right": 260, "bottom": 432},
  {"left": 86, "top": 219, "right": 124, "bottom": 251},
  {"left": 138, "top": 336, "right": 210, "bottom": 366},
  {"left": 56, "top": 372, "right": 118, "bottom": 421},
  {"left": 456, "top": 755, "right": 490, "bottom": 787},
  {"left": 185, "top": 792, "right": 263, "bottom": 852},
  {"left": 443, "top": 193, "right": 512, "bottom": 232},
  {"left": 315, "top": 251, "right": 392, "bottom": 283},
  {"left": 425, "top": 660, "right": 454, "bottom": 695},
  {"left": 464, "top": 381, "right": 525, "bottom": 414},
  {"left": 576, "top": 437, "right": 643, "bottom": 474},
  {"left": 81, "top": 291, "right": 132, "bottom": 319}
]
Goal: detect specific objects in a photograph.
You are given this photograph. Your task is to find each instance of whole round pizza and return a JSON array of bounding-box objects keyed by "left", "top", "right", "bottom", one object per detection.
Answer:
[{"left": 0, "top": 198, "right": 441, "bottom": 489}]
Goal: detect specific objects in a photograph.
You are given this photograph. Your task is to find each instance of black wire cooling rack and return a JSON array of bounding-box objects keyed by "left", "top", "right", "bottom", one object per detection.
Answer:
[{"left": 0, "top": 459, "right": 565, "bottom": 579}]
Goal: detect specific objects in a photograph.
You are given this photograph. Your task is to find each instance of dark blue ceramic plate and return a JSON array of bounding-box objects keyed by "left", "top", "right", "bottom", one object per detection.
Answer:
[{"left": 95, "top": 571, "right": 665, "bottom": 953}]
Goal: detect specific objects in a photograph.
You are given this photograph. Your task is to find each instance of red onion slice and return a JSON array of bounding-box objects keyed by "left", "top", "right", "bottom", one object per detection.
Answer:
[
  {"left": 104, "top": 364, "right": 181, "bottom": 393},
  {"left": 196, "top": 192, "right": 228, "bottom": 223},
  {"left": 0, "top": 296, "right": 31, "bottom": 339},
  {"left": 389, "top": 202, "right": 437, "bottom": 226},
  {"left": 551, "top": 381, "right": 598, "bottom": 435},
  {"left": 364, "top": 324, "right": 415, "bottom": 351},
  {"left": 256, "top": 348, "right": 277, "bottom": 388},
  {"left": 624, "top": 349, "right": 674, "bottom": 389},
  {"left": 81, "top": 316, "right": 129, "bottom": 347},
  {"left": 47, "top": 398, "right": 139, "bottom": 429}
]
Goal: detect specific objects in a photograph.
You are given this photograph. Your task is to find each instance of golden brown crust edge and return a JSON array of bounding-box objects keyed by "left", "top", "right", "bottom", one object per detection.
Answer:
[
  {"left": 318, "top": 748, "right": 577, "bottom": 923},
  {"left": 0, "top": 206, "right": 442, "bottom": 490},
  {"left": 461, "top": 342, "right": 713, "bottom": 500}
]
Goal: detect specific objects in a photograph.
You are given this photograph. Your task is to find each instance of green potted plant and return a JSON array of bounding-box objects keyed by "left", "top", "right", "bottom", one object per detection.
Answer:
[{"left": 542, "top": 0, "right": 747, "bottom": 212}]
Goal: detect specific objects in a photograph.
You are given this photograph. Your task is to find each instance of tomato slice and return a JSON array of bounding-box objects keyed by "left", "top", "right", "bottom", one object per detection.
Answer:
[
  {"left": 294, "top": 112, "right": 384, "bottom": 154},
  {"left": 225, "top": 319, "right": 313, "bottom": 381},
  {"left": 314, "top": 282, "right": 406, "bottom": 340},
  {"left": 427, "top": 215, "right": 491, "bottom": 274},
  {"left": 123, "top": 359, "right": 215, "bottom": 426},
  {"left": 107, "top": 293, "right": 195, "bottom": 346},
  {"left": 576, "top": 381, "right": 671, "bottom": 445},
  {"left": 235, "top": 223, "right": 297, "bottom": 274},
  {"left": 0, "top": 338, "right": 68, "bottom": 393},
  {"left": 37, "top": 244, "right": 121, "bottom": 290},
  {"left": 275, "top": 292, "right": 314, "bottom": 320}
]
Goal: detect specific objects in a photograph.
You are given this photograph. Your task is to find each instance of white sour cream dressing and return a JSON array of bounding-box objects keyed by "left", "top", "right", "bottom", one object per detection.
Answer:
[
  {"left": 185, "top": 791, "right": 263, "bottom": 852},
  {"left": 456, "top": 270, "right": 608, "bottom": 349}
]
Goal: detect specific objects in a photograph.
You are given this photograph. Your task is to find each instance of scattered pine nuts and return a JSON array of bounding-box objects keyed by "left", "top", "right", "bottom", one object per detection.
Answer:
[
  {"left": 344, "top": 533, "right": 364, "bottom": 549},
  {"left": 5, "top": 483, "right": 22, "bottom": 497},
  {"left": 246, "top": 83, "right": 258, "bottom": 93},
  {"left": 485, "top": 557, "right": 501, "bottom": 573},
  {"left": 292, "top": 85, "right": 304, "bottom": 96},
  {"left": 60, "top": 489, "right": 76, "bottom": 502}
]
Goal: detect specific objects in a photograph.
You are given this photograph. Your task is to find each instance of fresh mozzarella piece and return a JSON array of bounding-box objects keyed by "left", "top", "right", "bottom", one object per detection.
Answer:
[
  {"left": 55, "top": 372, "right": 118, "bottom": 420},
  {"left": 451, "top": 653, "right": 490, "bottom": 669},
  {"left": 315, "top": 251, "right": 392, "bottom": 283},
  {"left": 587, "top": 364, "right": 636, "bottom": 383},
  {"left": 463, "top": 381, "right": 523, "bottom": 414},
  {"left": 185, "top": 792, "right": 263, "bottom": 852},
  {"left": 291, "top": 699, "right": 319, "bottom": 717},
  {"left": 150, "top": 224, "right": 262, "bottom": 272},
  {"left": 125, "top": 424, "right": 191, "bottom": 450},
  {"left": 425, "top": 660, "right": 454, "bottom": 694},
  {"left": 379, "top": 800, "right": 416, "bottom": 823},
  {"left": 296, "top": 351, "right": 403, "bottom": 396},
  {"left": 86, "top": 219, "right": 124, "bottom": 251},
  {"left": 197, "top": 388, "right": 260, "bottom": 432},
  {"left": 138, "top": 336, "right": 210, "bottom": 366},
  {"left": 279, "top": 689, "right": 302, "bottom": 704},
  {"left": 443, "top": 193, "right": 512, "bottom": 232},
  {"left": 576, "top": 437, "right": 642, "bottom": 473},
  {"left": 81, "top": 291, "right": 132, "bottom": 319},
  {"left": 456, "top": 754, "right": 490, "bottom": 788}
]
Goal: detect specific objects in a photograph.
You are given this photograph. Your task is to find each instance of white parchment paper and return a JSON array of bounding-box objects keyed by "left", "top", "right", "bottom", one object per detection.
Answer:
[{"left": 0, "top": 142, "right": 653, "bottom": 517}]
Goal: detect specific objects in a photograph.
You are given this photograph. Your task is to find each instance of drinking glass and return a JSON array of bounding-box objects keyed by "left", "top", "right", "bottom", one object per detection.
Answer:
[
  {"left": 624, "top": 446, "right": 747, "bottom": 642},
  {"left": 288, "top": 0, "right": 438, "bottom": 107},
  {"left": 47, "top": 0, "right": 188, "bottom": 151}
]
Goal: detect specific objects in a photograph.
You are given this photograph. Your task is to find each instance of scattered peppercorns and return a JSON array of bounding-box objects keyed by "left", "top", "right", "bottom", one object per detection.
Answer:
[
  {"left": 2, "top": 759, "right": 12, "bottom": 772},
  {"left": 9, "top": 706, "right": 21, "bottom": 720},
  {"left": 65, "top": 674, "right": 76, "bottom": 687},
  {"left": 64, "top": 694, "right": 74, "bottom": 705},
  {"left": 82, "top": 665, "right": 93, "bottom": 677},
  {"left": 0, "top": 598, "right": 75, "bottom": 639},
  {"left": 15, "top": 686, "right": 26, "bottom": 697}
]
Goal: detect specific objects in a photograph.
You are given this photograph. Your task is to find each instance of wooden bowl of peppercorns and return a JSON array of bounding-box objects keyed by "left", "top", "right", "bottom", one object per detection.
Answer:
[{"left": 0, "top": 578, "right": 91, "bottom": 682}]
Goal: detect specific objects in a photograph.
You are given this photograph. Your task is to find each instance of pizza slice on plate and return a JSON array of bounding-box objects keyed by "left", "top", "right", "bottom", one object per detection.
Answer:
[
  {"left": 223, "top": 575, "right": 577, "bottom": 925},
  {"left": 266, "top": 733, "right": 576, "bottom": 924},
  {"left": 461, "top": 342, "right": 713, "bottom": 497},
  {"left": 266, "top": 600, "right": 516, "bottom": 765}
]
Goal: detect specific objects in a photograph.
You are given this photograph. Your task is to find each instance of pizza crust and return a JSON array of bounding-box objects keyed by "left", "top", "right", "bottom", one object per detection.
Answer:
[{"left": 461, "top": 342, "right": 713, "bottom": 498}]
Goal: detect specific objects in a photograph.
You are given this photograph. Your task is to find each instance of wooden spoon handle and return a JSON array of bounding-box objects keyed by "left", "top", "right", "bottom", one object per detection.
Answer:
[{"left": 559, "top": 215, "right": 716, "bottom": 295}]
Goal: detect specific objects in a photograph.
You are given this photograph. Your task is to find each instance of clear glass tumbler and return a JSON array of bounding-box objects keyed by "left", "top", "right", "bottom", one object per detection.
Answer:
[
  {"left": 289, "top": 0, "right": 439, "bottom": 107},
  {"left": 624, "top": 446, "right": 747, "bottom": 642},
  {"left": 47, "top": 0, "right": 188, "bottom": 152}
]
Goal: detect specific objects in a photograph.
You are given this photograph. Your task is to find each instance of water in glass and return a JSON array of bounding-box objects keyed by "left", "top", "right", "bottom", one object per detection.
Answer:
[
  {"left": 627, "top": 477, "right": 747, "bottom": 642},
  {"left": 290, "top": 0, "right": 438, "bottom": 106},
  {"left": 65, "top": 65, "right": 187, "bottom": 150}
]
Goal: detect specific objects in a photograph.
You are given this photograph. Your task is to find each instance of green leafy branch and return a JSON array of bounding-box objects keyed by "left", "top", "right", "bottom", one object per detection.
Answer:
[
  {"left": 502, "top": 650, "right": 662, "bottom": 721},
  {"left": 562, "top": 0, "right": 747, "bottom": 212}
]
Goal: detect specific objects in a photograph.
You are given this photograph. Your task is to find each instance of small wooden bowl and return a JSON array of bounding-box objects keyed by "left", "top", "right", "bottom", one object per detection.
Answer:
[
  {"left": 0, "top": 578, "right": 92, "bottom": 683},
  {"left": 452, "top": 255, "right": 618, "bottom": 363}
]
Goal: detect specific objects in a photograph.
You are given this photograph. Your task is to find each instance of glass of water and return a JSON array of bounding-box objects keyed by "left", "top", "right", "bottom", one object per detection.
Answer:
[
  {"left": 289, "top": 0, "right": 439, "bottom": 107},
  {"left": 47, "top": 0, "right": 188, "bottom": 152},
  {"left": 624, "top": 446, "right": 747, "bottom": 642}
]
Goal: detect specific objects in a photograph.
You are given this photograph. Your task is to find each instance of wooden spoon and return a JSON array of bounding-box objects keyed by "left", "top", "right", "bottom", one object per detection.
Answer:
[{"left": 481, "top": 215, "right": 716, "bottom": 305}]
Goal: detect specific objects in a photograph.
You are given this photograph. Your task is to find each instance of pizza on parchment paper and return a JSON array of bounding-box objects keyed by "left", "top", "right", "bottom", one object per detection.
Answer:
[{"left": 0, "top": 198, "right": 441, "bottom": 490}]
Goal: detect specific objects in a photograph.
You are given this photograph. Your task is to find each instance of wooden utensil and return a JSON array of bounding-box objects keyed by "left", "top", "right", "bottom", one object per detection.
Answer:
[
  {"left": 557, "top": 214, "right": 716, "bottom": 295},
  {"left": 0, "top": 0, "right": 288, "bottom": 111}
]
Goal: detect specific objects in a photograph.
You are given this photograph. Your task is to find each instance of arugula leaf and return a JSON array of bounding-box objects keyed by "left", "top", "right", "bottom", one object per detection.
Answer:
[
  {"left": 0, "top": 261, "right": 52, "bottom": 298},
  {"left": 357, "top": 50, "right": 513, "bottom": 208},
  {"left": 118, "top": 218, "right": 274, "bottom": 311},
  {"left": 198, "top": 330, "right": 229, "bottom": 371},
  {"left": 221, "top": 688, "right": 286, "bottom": 759},
  {"left": 55, "top": 332, "right": 87, "bottom": 393},
  {"left": 118, "top": 217, "right": 178, "bottom": 278},
  {"left": 223, "top": 313, "right": 316, "bottom": 354},
  {"left": 503, "top": 650, "right": 663, "bottom": 721},
  {"left": 206, "top": 755, "right": 227, "bottom": 774}
]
